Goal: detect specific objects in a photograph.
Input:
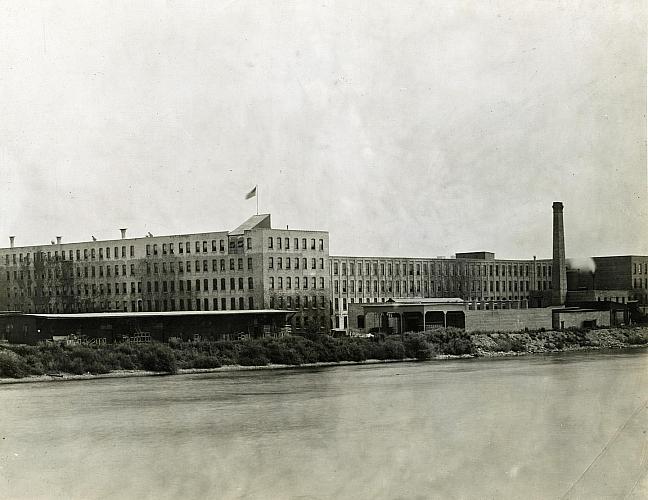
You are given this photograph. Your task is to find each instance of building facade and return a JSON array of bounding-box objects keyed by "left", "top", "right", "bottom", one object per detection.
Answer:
[
  {"left": 0, "top": 206, "right": 645, "bottom": 335},
  {"left": 329, "top": 253, "right": 553, "bottom": 330},
  {"left": 0, "top": 215, "right": 331, "bottom": 332},
  {"left": 568, "top": 256, "right": 648, "bottom": 315}
]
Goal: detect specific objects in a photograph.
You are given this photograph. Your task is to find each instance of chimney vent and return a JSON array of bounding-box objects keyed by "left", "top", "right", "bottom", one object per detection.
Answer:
[
  {"left": 120, "top": 228, "right": 127, "bottom": 239},
  {"left": 552, "top": 202, "right": 567, "bottom": 306},
  {"left": 9, "top": 236, "right": 15, "bottom": 248},
  {"left": 56, "top": 236, "right": 62, "bottom": 244}
]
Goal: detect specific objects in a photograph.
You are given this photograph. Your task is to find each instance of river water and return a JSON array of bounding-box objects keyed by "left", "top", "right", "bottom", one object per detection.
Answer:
[{"left": 1, "top": 350, "right": 647, "bottom": 499}]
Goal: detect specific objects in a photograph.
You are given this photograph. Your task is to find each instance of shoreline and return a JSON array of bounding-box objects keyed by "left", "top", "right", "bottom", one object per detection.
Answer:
[{"left": 2, "top": 343, "right": 646, "bottom": 385}]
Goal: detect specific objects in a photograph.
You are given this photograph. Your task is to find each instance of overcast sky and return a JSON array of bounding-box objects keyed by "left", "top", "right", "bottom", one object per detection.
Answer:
[{"left": 1, "top": 1, "right": 645, "bottom": 259}]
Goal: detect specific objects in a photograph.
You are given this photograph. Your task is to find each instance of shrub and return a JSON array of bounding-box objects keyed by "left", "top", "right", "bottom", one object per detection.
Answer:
[
  {"left": 189, "top": 355, "right": 222, "bottom": 369},
  {"left": 236, "top": 341, "right": 269, "bottom": 366},
  {"left": 404, "top": 335, "right": 431, "bottom": 361},
  {"left": 0, "top": 350, "right": 27, "bottom": 378},
  {"left": 138, "top": 343, "right": 178, "bottom": 374}
]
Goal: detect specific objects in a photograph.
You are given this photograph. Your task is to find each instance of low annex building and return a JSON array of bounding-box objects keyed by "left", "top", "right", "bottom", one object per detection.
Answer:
[{"left": 0, "top": 309, "right": 294, "bottom": 345}]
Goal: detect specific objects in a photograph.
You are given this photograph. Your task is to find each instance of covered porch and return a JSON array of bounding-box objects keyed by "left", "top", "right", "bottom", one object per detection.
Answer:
[{"left": 359, "top": 298, "right": 468, "bottom": 335}]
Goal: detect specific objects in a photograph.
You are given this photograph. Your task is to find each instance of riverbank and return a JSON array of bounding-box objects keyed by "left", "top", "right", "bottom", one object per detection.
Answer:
[{"left": 1, "top": 326, "right": 646, "bottom": 384}]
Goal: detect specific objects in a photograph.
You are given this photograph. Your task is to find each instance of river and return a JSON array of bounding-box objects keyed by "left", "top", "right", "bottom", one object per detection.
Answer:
[{"left": 1, "top": 350, "right": 647, "bottom": 499}]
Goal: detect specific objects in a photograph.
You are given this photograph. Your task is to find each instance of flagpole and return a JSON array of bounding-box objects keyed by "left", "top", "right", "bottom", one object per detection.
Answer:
[{"left": 256, "top": 185, "right": 259, "bottom": 215}]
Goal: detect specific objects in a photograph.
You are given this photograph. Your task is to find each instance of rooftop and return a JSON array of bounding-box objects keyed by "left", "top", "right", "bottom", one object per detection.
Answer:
[{"left": 8, "top": 310, "right": 293, "bottom": 320}]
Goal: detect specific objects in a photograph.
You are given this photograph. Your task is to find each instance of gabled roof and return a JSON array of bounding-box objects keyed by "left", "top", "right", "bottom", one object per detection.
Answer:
[{"left": 229, "top": 214, "right": 271, "bottom": 235}]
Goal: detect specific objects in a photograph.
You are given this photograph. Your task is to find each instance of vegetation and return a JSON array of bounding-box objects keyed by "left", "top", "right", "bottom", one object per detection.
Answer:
[{"left": 0, "top": 326, "right": 647, "bottom": 379}]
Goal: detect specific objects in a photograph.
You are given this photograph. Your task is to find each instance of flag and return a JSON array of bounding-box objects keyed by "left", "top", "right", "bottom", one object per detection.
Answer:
[{"left": 245, "top": 186, "right": 257, "bottom": 199}]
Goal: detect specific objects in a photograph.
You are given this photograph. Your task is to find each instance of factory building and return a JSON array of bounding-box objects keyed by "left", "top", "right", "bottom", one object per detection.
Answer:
[
  {"left": 329, "top": 253, "right": 553, "bottom": 331},
  {"left": 0, "top": 201, "right": 645, "bottom": 341},
  {"left": 0, "top": 214, "right": 331, "bottom": 333}
]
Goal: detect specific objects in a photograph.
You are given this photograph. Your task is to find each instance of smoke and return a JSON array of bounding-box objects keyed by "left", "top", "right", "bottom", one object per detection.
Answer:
[{"left": 567, "top": 257, "right": 596, "bottom": 273}]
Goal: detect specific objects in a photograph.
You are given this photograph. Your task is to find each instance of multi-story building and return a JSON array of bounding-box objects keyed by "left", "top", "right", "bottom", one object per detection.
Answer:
[
  {"left": 329, "top": 252, "right": 553, "bottom": 330},
  {"left": 1, "top": 207, "right": 645, "bottom": 334},
  {"left": 0, "top": 215, "right": 331, "bottom": 332},
  {"left": 568, "top": 256, "right": 648, "bottom": 315}
]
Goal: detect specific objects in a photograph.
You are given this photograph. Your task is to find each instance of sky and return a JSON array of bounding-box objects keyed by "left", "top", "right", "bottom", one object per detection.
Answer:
[{"left": 0, "top": 0, "right": 646, "bottom": 260}]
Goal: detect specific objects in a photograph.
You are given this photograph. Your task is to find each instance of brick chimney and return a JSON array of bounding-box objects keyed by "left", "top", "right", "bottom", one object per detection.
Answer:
[
  {"left": 120, "top": 228, "right": 127, "bottom": 239},
  {"left": 9, "top": 236, "right": 14, "bottom": 248},
  {"left": 552, "top": 202, "right": 567, "bottom": 306}
]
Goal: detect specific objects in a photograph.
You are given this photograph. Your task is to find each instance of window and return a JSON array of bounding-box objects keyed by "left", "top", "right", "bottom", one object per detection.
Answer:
[
  {"left": 278, "top": 257, "right": 283, "bottom": 270},
  {"left": 269, "top": 257, "right": 274, "bottom": 269},
  {"left": 270, "top": 277, "right": 275, "bottom": 290},
  {"left": 268, "top": 237, "right": 273, "bottom": 249},
  {"left": 247, "top": 257, "right": 253, "bottom": 271},
  {"left": 285, "top": 238, "right": 289, "bottom": 250},
  {"left": 248, "top": 277, "right": 254, "bottom": 290},
  {"left": 238, "top": 278, "right": 243, "bottom": 290},
  {"left": 319, "top": 239, "right": 324, "bottom": 250},
  {"left": 203, "top": 241, "right": 207, "bottom": 253},
  {"left": 195, "top": 241, "right": 201, "bottom": 253},
  {"left": 246, "top": 238, "right": 252, "bottom": 250},
  {"left": 294, "top": 238, "right": 299, "bottom": 249},
  {"left": 277, "top": 237, "right": 282, "bottom": 250},
  {"left": 311, "top": 239, "right": 315, "bottom": 250}
]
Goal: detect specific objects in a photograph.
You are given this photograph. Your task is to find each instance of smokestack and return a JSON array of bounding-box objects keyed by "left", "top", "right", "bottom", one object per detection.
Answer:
[
  {"left": 56, "top": 236, "right": 62, "bottom": 244},
  {"left": 9, "top": 236, "right": 14, "bottom": 248},
  {"left": 120, "top": 228, "right": 127, "bottom": 239},
  {"left": 552, "top": 202, "right": 567, "bottom": 306}
]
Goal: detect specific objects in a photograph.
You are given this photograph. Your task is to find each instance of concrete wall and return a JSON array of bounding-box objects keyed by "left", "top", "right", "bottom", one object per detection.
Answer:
[
  {"left": 553, "top": 310, "right": 610, "bottom": 329},
  {"left": 465, "top": 308, "right": 553, "bottom": 333}
]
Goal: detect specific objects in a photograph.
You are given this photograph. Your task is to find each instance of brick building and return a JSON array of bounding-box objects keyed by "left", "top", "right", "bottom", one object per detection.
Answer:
[
  {"left": 568, "top": 255, "right": 648, "bottom": 315},
  {"left": 0, "top": 205, "right": 645, "bottom": 335},
  {"left": 329, "top": 253, "right": 553, "bottom": 330},
  {"left": 0, "top": 214, "right": 331, "bottom": 332}
]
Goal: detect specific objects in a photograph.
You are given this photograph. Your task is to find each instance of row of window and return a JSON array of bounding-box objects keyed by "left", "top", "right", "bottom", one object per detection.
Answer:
[
  {"left": 269, "top": 276, "right": 325, "bottom": 290},
  {"left": 5, "top": 277, "right": 255, "bottom": 298},
  {"left": 268, "top": 237, "right": 324, "bottom": 251},
  {"left": 3, "top": 258, "right": 256, "bottom": 282},
  {"left": 633, "top": 278, "right": 648, "bottom": 289},
  {"left": 268, "top": 294, "right": 327, "bottom": 309},
  {"left": 333, "top": 279, "right": 543, "bottom": 294},
  {"left": 146, "top": 258, "right": 253, "bottom": 274},
  {"left": 332, "top": 260, "right": 549, "bottom": 278},
  {"left": 633, "top": 263, "right": 648, "bottom": 275},
  {"left": 269, "top": 257, "right": 324, "bottom": 271},
  {"left": 4, "top": 247, "right": 136, "bottom": 265},
  {"left": 145, "top": 238, "right": 252, "bottom": 256}
]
